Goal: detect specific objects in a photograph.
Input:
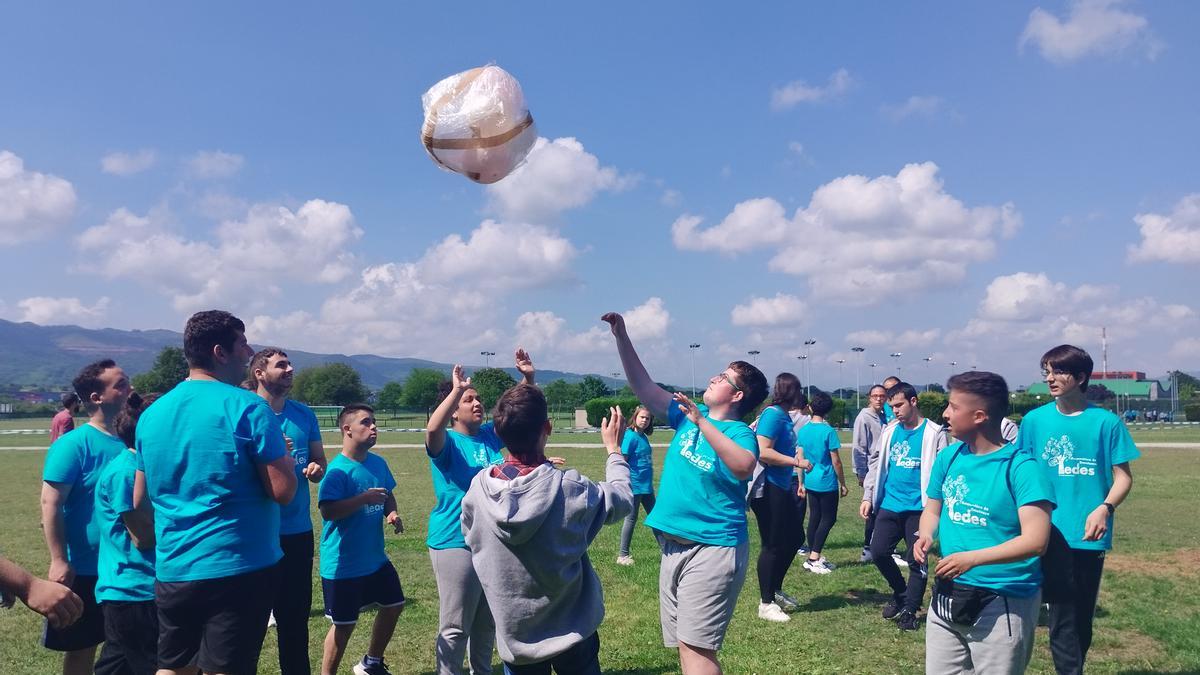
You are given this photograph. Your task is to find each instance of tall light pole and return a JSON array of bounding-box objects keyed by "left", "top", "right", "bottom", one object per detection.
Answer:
[
  {"left": 869, "top": 363, "right": 879, "bottom": 384},
  {"left": 480, "top": 350, "right": 495, "bottom": 368},
  {"left": 890, "top": 352, "right": 903, "bottom": 377},
  {"left": 797, "top": 355, "right": 808, "bottom": 396},
  {"left": 748, "top": 350, "right": 760, "bottom": 366},
  {"left": 923, "top": 356, "right": 933, "bottom": 392},
  {"left": 689, "top": 343, "right": 701, "bottom": 399},
  {"left": 836, "top": 359, "right": 846, "bottom": 399},
  {"left": 851, "top": 346, "right": 865, "bottom": 410},
  {"left": 803, "top": 339, "right": 817, "bottom": 399}
]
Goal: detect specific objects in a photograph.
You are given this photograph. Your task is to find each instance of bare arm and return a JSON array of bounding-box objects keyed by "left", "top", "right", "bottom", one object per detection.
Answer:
[
  {"left": 0, "top": 556, "right": 82, "bottom": 628},
  {"left": 319, "top": 488, "right": 386, "bottom": 522},
  {"left": 39, "top": 482, "right": 73, "bottom": 585},
  {"left": 831, "top": 449, "right": 849, "bottom": 497},
  {"left": 120, "top": 508, "right": 155, "bottom": 551},
  {"left": 1083, "top": 462, "right": 1133, "bottom": 541},
  {"left": 425, "top": 365, "right": 469, "bottom": 458},
  {"left": 913, "top": 498, "right": 943, "bottom": 564},
  {"left": 384, "top": 492, "right": 403, "bottom": 533},
  {"left": 257, "top": 454, "right": 298, "bottom": 505},
  {"left": 935, "top": 502, "right": 1052, "bottom": 578},
  {"left": 601, "top": 313, "right": 673, "bottom": 417},
  {"left": 303, "top": 439, "right": 328, "bottom": 483}
]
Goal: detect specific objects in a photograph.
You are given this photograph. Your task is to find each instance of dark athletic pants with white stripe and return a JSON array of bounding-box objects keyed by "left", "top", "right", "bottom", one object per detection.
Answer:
[{"left": 1044, "top": 541, "right": 1106, "bottom": 675}]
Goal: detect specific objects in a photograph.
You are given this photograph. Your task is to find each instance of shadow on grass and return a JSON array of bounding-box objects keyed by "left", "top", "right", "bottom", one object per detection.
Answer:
[
  {"left": 794, "top": 586, "right": 891, "bottom": 612},
  {"left": 1117, "top": 671, "right": 1200, "bottom": 674}
]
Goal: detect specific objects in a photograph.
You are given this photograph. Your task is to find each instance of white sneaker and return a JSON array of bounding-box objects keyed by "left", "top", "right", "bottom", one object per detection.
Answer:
[
  {"left": 893, "top": 553, "right": 909, "bottom": 568},
  {"left": 615, "top": 555, "right": 634, "bottom": 566},
  {"left": 818, "top": 556, "right": 837, "bottom": 570},
  {"left": 804, "top": 559, "right": 834, "bottom": 575},
  {"left": 758, "top": 602, "right": 791, "bottom": 622}
]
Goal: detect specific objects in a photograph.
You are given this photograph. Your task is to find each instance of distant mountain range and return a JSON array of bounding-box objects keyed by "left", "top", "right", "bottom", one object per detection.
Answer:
[{"left": 0, "top": 318, "right": 626, "bottom": 391}]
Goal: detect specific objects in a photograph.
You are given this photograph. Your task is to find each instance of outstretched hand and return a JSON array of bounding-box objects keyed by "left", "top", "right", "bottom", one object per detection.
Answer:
[
  {"left": 600, "top": 312, "right": 626, "bottom": 337},
  {"left": 599, "top": 405, "right": 626, "bottom": 452},
  {"left": 672, "top": 392, "right": 703, "bottom": 424},
  {"left": 514, "top": 348, "right": 535, "bottom": 380},
  {"left": 452, "top": 364, "right": 471, "bottom": 391}
]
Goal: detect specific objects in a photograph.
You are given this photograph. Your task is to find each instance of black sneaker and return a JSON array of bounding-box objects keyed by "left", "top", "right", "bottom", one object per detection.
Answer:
[
  {"left": 897, "top": 610, "right": 919, "bottom": 631},
  {"left": 882, "top": 595, "right": 902, "bottom": 620},
  {"left": 353, "top": 659, "right": 393, "bottom": 675}
]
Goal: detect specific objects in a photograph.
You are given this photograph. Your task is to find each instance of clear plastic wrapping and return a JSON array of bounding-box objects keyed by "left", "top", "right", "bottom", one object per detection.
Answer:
[{"left": 420, "top": 65, "right": 537, "bottom": 184}]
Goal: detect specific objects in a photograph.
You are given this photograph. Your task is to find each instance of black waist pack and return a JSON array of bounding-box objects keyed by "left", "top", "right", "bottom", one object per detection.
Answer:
[{"left": 932, "top": 577, "right": 1000, "bottom": 626}]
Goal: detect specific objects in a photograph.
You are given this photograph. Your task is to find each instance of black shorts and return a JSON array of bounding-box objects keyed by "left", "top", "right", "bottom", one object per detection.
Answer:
[
  {"left": 322, "top": 562, "right": 405, "bottom": 625},
  {"left": 42, "top": 574, "right": 105, "bottom": 651},
  {"left": 98, "top": 600, "right": 158, "bottom": 675},
  {"left": 156, "top": 564, "right": 279, "bottom": 674}
]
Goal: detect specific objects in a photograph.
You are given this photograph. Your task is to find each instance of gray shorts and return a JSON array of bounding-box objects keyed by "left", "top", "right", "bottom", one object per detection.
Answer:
[
  {"left": 655, "top": 532, "right": 749, "bottom": 651},
  {"left": 925, "top": 589, "right": 1040, "bottom": 675}
]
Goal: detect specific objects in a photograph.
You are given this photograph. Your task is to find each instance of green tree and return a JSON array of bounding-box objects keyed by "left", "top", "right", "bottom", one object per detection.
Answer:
[
  {"left": 131, "top": 346, "right": 189, "bottom": 394},
  {"left": 376, "top": 381, "right": 405, "bottom": 411},
  {"left": 543, "top": 379, "right": 582, "bottom": 410},
  {"left": 916, "top": 391, "right": 948, "bottom": 422},
  {"left": 292, "top": 363, "right": 370, "bottom": 406},
  {"left": 401, "top": 368, "right": 447, "bottom": 410},
  {"left": 471, "top": 367, "right": 517, "bottom": 409},
  {"left": 1085, "top": 383, "right": 1115, "bottom": 402},
  {"left": 1171, "top": 370, "right": 1198, "bottom": 401},
  {"left": 578, "top": 375, "right": 611, "bottom": 402}
]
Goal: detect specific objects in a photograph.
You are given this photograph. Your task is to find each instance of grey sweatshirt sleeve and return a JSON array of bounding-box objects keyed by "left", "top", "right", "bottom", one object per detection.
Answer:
[
  {"left": 862, "top": 429, "right": 884, "bottom": 506},
  {"left": 596, "top": 452, "right": 634, "bottom": 526},
  {"left": 852, "top": 412, "right": 871, "bottom": 477}
]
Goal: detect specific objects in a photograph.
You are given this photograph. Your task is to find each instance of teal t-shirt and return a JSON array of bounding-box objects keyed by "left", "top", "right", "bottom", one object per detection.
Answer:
[
  {"left": 136, "top": 380, "right": 287, "bottom": 582},
  {"left": 426, "top": 423, "right": 504, "bottom": 550},
  {"left": 318, "top": 452, "right": 397, "bottom": 579},
  {"left": 644, "top": 403, "right": 758, "bottom": 546},
  {"left": 756, "top": 405, "right": 798, "bottom": 490},
  {"left": 275, "top": 400, "right": 322, "bottom": 535},
  {"left": 1018, "top": 402, "right": 1140, "bottom": 551},
  {"left": 621, "top": 431, "right": 654, "bottom": 495},
  {"left": 880, "top": 420, "right": 926, "bottom": 513},
  {"left": 94, "top": 450, "right": 155, "bottom": 602},
  {"left": 42, "top": 424, "right": 127, "bottom": 576},
  {"left": 927, "top": 442, "right": 1056, "bottom": 597},
  {"left": 799, "top": 421, "right": 841, "bottom": 492}
]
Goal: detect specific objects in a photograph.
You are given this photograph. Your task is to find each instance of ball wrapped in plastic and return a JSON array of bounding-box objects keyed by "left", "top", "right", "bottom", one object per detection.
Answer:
[{"left": 420, "top": 65, "right": 537, "bottom": 185}]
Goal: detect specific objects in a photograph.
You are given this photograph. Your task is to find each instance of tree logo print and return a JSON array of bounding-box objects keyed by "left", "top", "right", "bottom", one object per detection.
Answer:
[
  {"left": 1041, "top": 435, "right": 1075, "bottom": 467},
  {"left": 943, "top": 475, "right": 969, "bottom": 512}
]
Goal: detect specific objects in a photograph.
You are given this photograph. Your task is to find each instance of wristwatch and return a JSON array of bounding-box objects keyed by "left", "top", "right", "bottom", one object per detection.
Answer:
[{"left": 1102, "top": 502, "right": 1115, "bottom": 515}]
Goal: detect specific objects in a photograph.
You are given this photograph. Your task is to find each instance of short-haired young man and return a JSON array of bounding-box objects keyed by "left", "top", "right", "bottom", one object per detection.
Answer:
[
  {"left": 462, "top": 385, "right": 633, "bottom": 673},
  {"left": 135, "top": 310, "right": 297, "bottom": 675},
  {"left": 318, "top": 404, "right": 404, "bottom": 675},
  {"left": 50, "top": 393, "right": 80, "bottom": 443},
  {"left": 41, "top": 359, "right": 132, "bottom": 675},
  {"left": 1018, "top": 345, "right": 1139, "bottom": 675},
  {"left": 853, "top": 384, "right": 888, "bottom": 562},
  {"left": 916, "top": 371, "right": 1055, "bottom": 674},
  {"left": 95, "top": 394, "right": 159, "bottom": 675},
  {"left": 602, "top": 312, "right": 767, "bottom": 675},
  {"left": 861, "top": 381, "right": 949, "bottom": 630},
  {"left": 247, "top": 347, "right": 327, "bottom": 675}
]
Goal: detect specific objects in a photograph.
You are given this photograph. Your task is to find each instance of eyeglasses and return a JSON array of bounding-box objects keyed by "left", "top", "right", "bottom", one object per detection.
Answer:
[
  {"left": 1040, "top": 368, "right": 1075, "bottom": 379},
  {"left": 869, "top": 394, "right": 887, "bottom": 399},
  {"left": 716, "top": 372, "right": 742, "bottom": 392}
]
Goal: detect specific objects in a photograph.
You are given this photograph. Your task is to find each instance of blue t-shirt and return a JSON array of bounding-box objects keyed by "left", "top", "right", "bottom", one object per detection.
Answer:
[
  {"left": 136, "top": 380, "right": 288, "bottom": 582},
  {"left": 884, "top": 404, "right": 896, "bottom": 424},
  {"left": 426, "top": 423, "right": 505, "bottom": 550},
  {"left": 644, "top": 403, "right": 758, "bottom": 546},
  {"left": 94, "top": 450, "right": 155, "bottom": 602},
  {"left": 927, "top": 442, "right": 1056, "bottom": 597},
  {"left": 1018, "top": 402, "right": 1140, "bottom": 551},
  {"left": 275, "top": 400, "right": 322, "bottom": 535},
  {"left": 319, "top": 452, "right": 397, "bottom": 579},
  {"left": 798, "top": 421, "right": 841, "bottom": 493},
  {"left": 880, "top": 420, "right": 926, "bottom": 513},
  {"left": 42, "top": 424, "right": 127, "bottom": 576},
  {"left": 756, "top": 405, "right": 798, "bottom": 490},
  {"left": 621, "top": 431, "right": 655, "bottom": 495}
]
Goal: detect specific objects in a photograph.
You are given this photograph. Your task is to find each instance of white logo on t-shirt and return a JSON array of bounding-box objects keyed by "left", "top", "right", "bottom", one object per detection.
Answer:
[
  {"left": 890, "top": 440, "right": 920, "bottom": 470},
  {"left": 943, "top": 474, "right": 989, "bottom": 527},
  {"left": 676, "top": 428, "right": 714, "bottom": 472},
  {"left": 1041, "top": 435, "right": 1096, "bottom": 477}
]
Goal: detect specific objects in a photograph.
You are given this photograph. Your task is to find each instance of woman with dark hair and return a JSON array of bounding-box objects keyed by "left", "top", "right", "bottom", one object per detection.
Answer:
[{"left": 750, "top": 373, "right": 813, "bottom": 622}]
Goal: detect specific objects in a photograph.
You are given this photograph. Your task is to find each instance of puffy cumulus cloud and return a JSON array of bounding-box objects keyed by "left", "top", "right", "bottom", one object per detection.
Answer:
[
  {"left": 419, "top": 220, "right": 577, "bottom": 289},
  {"left": 101, "top": 149, "right": 157, "bottom": 176},
  {"left": 0, "top": 150, "right": 77, "bottom": 245},
  {"left": 13, "top": 296, "right": 111, "bottom": 327},
  {"left": 730, "top": 293, "right": 807, "bottom": 327},
  {"left": 1128, "top": 194, "right": 1200, "bottom": 264},
  {"left": 186, "top": 150, "right": 244, "bottom": 179},
  {"left": 674, "top": 162, "right": 1020, "bottom": 304},
  {"left": 770, "top": 69, "right": 853, "bottom": 110},
  {"left": 1020, "top": 0, "right": 1162, "bottom": 64},
  {"left": 486, "top": 137, "right": 636, "bottom": 223},
  {"left": 76, "top": 199, "right": 362, "bottom": 311},
  {"left": 510, "top": 297, "right": 672, "bottom": 363},
  {"left": 514, "top": 311, "right": 565, "bottom": 352}
]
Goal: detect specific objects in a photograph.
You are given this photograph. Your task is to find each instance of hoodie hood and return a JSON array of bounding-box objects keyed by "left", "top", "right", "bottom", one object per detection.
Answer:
[{"left": 471, "top": 464, "right": 563, "bottom": 545}]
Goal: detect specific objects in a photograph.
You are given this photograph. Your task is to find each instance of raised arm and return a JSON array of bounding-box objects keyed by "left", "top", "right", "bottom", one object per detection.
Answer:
[
  {"left": 515, "top": 348, "right": 536, "bottom": 386},
  {"left": 425, "top": 365, "right": 469, "bottom": 458},
  {"left": 602, "top": 313, "right": 673, "bottom": 417}
]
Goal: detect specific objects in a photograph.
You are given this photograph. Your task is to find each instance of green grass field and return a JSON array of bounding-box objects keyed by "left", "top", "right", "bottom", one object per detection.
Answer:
[{"left": 0, "top": 420, "right": 1197, "bottom": 673}]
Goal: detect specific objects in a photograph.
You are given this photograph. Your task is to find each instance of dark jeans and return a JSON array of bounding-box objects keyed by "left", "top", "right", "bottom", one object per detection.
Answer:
[
  {"left": 863, "top": 504, "right": 877, "bottom": 549},
  {"left": 1045, "top": 543, "right": 1106, "bottom": 675},
  {"left": 870, "top": 509, "right": 926, "bottom": 613},
  {"left": 97, "top": 600, "right": 158, "bottom": 675},
  {"left": 805, "top": 490, "right": 839, "bottom": 554},
  {"left": 750, "top": 482, "right": 801, "bottom": 603},
  {"left": 274, "top": 531, "right": 314, "bottom": 675},
  {"left": 502, "top": 631, "right": 600, "bottom": 675}
]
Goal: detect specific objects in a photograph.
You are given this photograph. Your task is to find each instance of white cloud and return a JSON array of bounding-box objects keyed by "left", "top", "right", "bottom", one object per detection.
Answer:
[
  {"left": 101, "top": 149, "right": 157, "bottom": 176},
  {"left": 1169, "top": 337, "right": 1200, "bottom": 362},
  {"left": 514, "top": 311, "right": 566, "bottom": 352},
  {"left": 660, "top": 189, "right": 682, "bottom": 207},
  {"left": 1128, "top": 194, "right": 1200, "bottom": 264},
  {"left": 845, "top": 328, "right": 941, "bottom": 350},
  {"left": 14, "top": 296, "right": 110, "bottom": 327},
  {"left": 623, "top": 296, "right": 671, "bottom": 341},
  {"left": 674, "top": 162, "right": 1020, "bottom": 304},
  {"left": 1020, "top": 0, "right": 1162, "bottom": 64},
  {"left": 978, "top": 272, "right": 1069, "bottom": 321},
  {"left": 186, "top": 150, "right": 244, "bottom": 179},
  {"left": 0, "top": 150, "right": 77, "bottom": 245},
  {"left": 76, "top": 199, "right": 362, "bottom": 311},
  {"left": 417, "top": 220, "right": 577, "bottom": 289},
  {"left": 731, "top": 293, "right": 807, "bottom": 327},
  {"left": 486, "top": 137, "right": 635, "bottom": 223},
  {"left": 770, "top": 68, "right": 853, "bottom": 110},
  {"left": 881, "top": 95, "right": 946, "bottom": 121}
]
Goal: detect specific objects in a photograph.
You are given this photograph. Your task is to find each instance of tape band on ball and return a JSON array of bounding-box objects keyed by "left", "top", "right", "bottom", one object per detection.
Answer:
[{"left": 422, "top": 113, "right": 534, "bottom": 150}]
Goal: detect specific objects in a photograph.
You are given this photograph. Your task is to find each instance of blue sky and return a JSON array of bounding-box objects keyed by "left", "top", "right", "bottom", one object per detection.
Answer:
[{"left": 1, "top": 1, "right": 1197, "bottom": 390}]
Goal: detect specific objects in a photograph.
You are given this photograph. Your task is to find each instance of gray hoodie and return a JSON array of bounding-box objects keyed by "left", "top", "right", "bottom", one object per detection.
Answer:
[
  {"left": 852, "top": 407, "right": 885, "bottom": 479},
  {"left": 460, "top": 452, "right": 633, "bottom": 665}
]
